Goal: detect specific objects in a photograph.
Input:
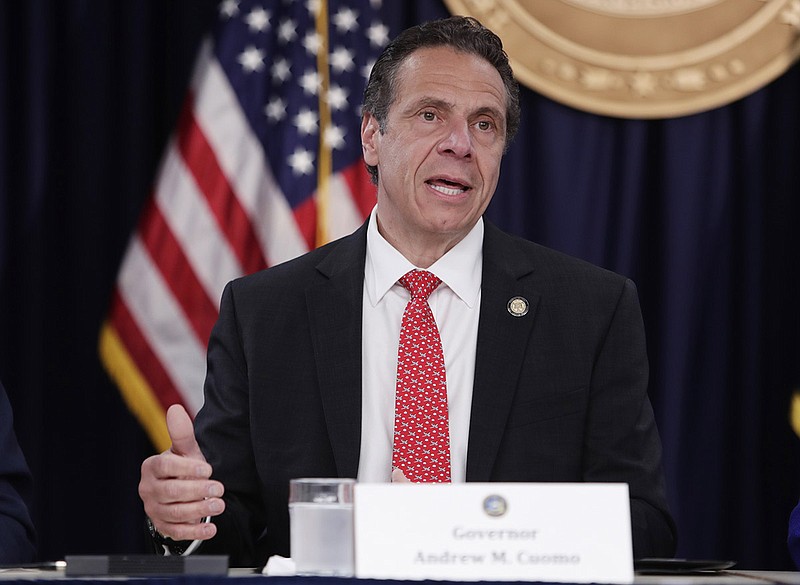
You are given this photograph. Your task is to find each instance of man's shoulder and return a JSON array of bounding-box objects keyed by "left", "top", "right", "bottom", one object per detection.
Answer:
[
  {"left": 228, "top": 224, "right": 367, "bottom": 295},
  {"left": 486, "top": 222, "right": 630, "bottom": 288}
]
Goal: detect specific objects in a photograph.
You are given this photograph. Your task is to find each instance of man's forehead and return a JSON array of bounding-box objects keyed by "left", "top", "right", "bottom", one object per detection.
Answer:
[
  {"left": 393, "top": 47, "right": 506, "bottom": 106},
  {"left": 398, "top": 45, "right": 492, "bottom": 76}
]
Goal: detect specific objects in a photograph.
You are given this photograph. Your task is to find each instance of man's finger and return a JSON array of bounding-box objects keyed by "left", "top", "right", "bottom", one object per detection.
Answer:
[
  {"left": 141, "top": 452, "right": 212, "bottom": 483},
  {"left": 166, "top": 404, "right": 205, "bottom": 460},
  {"left": 157, "top": 519, "right": 218, "bottom": 542},
  {"left": 151, "top": 495, "right": 225, "bottom": 525}
]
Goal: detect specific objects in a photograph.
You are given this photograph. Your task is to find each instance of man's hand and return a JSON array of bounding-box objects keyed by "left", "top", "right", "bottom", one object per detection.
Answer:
[{"left": 138, "top": 404, "right": 225, "bottom": 541}]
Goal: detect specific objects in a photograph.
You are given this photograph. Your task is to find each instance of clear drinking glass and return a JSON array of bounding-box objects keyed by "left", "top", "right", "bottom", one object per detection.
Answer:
[{"left": 288, "top": 478, "right": 356, "bottom": 576}]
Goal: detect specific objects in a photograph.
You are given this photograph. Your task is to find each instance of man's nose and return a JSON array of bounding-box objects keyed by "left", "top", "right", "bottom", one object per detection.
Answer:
[{"left": 437, "top": 121, "right": 473, "bottom": 158}]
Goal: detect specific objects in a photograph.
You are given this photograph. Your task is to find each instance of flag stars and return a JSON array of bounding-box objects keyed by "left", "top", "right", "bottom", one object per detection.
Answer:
[
  {"left": 327, "top": 84, "right": 349, "bottom": 111},
  {"left": 367, "top": 22, "right": 390, "bottom": 48},
  {"left": 264, "top": 96, "right": 287, "bottom": 122},
  {"left": 305, "top": 0, "right": 321, "bottom": 17},
  {"left": 303, "top": 32, "right": 323, "bottom": 56},
  {"left": 332, "top": 7, "right": 359, "bottom": 33},
  {"left": 215, "top": 0, "right": 386, "bottom": 203},
  {"left": 293, "top": 108, "right": 319, "bottom": 135},
  {"left": 271, "top": 57, "right": 291, "bottom": 83},
  {"left": 278, "top": 18, "right": 298, "bottom": 43},
  {"left": 324, "top": 125, "right": 346, "bottom": 150},
  {"left": 237, "top": 45, "right": 265, "bottom": 73},
  {"left": 288, "top": 147, "right": 315, "bottom": 176},
  {"left": 244, "top": 7, "right": 270, "bottom": 33},
  {"left": 330, "top": 46, "right": 355, "bottom": 73},
  {"left": 299, "top": 69, "right": 321, "bottom": 95},
  {"left": 218, "top": 0, "right": 239, "bottom": 19}
]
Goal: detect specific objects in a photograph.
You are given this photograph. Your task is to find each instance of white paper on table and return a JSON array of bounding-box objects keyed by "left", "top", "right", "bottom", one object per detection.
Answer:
[{"left": 354, "top": 482, "right": 633, "bottom": 583}]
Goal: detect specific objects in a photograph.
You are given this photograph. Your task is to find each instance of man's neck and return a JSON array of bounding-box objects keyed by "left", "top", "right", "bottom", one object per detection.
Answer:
[{"left": 374, "top": 217, "right": 468, "bottom": 269}]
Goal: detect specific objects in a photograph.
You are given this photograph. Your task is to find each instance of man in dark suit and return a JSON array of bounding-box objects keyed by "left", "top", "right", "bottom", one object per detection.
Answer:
[
  {"left": 139, "top": 16, "right": 676, "bottom": 566},
  {"left": 0, "top": 380, "right": 37, "bottom": 564}
]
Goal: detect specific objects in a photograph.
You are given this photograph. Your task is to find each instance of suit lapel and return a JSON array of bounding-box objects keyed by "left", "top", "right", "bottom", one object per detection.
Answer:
[
  {"left": 466, "top": 222, "right": 540, "bottom": 481},
  {"left": 305, "top": 223, "right": 368, "bottom": 479}
]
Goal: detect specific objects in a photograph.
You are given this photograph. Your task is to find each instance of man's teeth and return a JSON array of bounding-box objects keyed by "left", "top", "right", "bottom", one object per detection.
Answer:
[{"left": 430, "top": 183, "right": 466, "bottom": 196}]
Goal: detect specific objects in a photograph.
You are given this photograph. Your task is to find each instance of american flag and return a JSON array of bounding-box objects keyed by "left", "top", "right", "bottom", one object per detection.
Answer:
[{"left": 100, "top": 0, "right": 389, "bottom": 450}]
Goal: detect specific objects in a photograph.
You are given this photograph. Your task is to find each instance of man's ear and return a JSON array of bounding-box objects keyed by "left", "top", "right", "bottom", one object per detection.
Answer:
[{"left": 361, "top": 113, "right": 380, "bottom": 167}]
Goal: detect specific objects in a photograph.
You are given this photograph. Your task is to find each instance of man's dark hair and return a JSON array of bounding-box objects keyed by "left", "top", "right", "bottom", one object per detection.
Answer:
[{"left": 362, "top": 15, "right": 521, "bottom": 184}]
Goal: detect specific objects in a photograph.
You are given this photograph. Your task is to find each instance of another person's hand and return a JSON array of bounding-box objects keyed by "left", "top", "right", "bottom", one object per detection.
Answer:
[{"left": 138, "top": 404, "right": 225, "bottom": 541}]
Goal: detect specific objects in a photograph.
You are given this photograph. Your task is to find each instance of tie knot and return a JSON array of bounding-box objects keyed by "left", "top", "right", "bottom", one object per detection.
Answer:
[{"left": 399, "top": 270, "right": 441, "bottom": 301}]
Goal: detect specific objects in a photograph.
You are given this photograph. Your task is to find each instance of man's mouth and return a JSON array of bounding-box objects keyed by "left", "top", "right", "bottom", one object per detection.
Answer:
[{"left": 426, "top": 178, "right": 470, "bottom": 196}]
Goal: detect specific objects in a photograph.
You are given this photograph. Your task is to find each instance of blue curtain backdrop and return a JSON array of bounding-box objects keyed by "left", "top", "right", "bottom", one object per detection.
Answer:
[{"left": 1, "top": 0, "right": 798, "bottom": 568}]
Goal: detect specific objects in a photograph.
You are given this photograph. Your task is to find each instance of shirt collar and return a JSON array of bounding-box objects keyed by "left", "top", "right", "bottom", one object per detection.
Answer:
[{"left": 365, "top": 206, "right": 483, "bottom": 308}]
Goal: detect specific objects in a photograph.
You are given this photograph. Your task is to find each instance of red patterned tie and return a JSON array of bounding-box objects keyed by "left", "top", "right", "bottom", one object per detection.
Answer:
[{"left": 391, "top": 269, "right": 452, "bottom": 483}]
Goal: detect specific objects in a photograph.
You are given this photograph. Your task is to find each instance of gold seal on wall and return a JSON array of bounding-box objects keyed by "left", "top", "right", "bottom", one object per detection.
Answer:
[{"left": 443, "top": 0, "right": 800, "bottom": 119}]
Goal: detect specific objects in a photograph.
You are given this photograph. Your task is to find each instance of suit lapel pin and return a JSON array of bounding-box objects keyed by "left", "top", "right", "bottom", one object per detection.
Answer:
[{"left": 507, "top": 296, "right": 529, "bottom": 317}]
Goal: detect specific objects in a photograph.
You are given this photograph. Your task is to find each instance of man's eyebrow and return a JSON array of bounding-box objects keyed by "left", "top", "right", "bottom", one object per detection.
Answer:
[
  {"left": 402, "top": 97, "right": 455, "bottom": 115},
  {"left": 401, "top": 97, "right": 506, "bottom": 130},
  {"left": 473, "top": 106, "right": 505, "bottom": 123}
]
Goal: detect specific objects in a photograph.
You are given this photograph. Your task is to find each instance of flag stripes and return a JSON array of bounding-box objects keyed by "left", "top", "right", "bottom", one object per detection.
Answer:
[
  {"left": 176, "top": 97, "right": 268, "bottom": 276},
  {"left": 138, "top": 198, "right": 220, "bottom": 346},
  {"left": 101, "top": 0, "right": 384, "bottom": 450}
]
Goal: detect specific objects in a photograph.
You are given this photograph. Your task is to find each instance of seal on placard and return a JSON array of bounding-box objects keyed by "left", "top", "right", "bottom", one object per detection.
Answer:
[
  {"left": 443, "top": 0, "right": 800, "bottom": 119},
  {"left": 483, "top": 494, "right": 508, "bottom": 517}
]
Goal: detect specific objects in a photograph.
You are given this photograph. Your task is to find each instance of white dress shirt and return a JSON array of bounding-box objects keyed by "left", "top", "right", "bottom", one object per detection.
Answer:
[{"left": 357, "top": 207, "right": 483, "bottom": 483}]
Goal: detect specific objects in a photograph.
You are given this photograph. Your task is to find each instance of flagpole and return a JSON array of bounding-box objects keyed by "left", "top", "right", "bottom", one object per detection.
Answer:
[{"left": 315, "top": 0, "right": 332, "bottom": 247}]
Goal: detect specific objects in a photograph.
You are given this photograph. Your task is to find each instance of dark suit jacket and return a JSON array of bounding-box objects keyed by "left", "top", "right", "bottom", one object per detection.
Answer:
[
  {"left": 0, "top": 381, "right": 36, "bottom": 564},
  {"left": 194, "top": 219, "right": 676, "bottom": 565}
]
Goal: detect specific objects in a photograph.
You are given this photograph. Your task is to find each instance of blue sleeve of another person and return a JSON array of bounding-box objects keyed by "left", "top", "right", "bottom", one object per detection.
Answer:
[
  {"left": 790, "top": 500, "right": 800, "bottom": 569},
  {"left": 0, "top": 381, "right": 36, "bottom": 564}
]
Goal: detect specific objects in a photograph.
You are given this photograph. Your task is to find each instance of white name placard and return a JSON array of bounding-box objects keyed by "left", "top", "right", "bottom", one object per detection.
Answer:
[{"left": 354, "top": 482, "right": 633, "bottom": 583}]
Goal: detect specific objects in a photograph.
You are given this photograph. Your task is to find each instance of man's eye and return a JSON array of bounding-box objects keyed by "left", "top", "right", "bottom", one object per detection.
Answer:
[
  {"left": 421, "top": 111, "right": 436, "bottom": 121},
  {"left": 476, "top": 120, "right": 494, "bottom": 131}
]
